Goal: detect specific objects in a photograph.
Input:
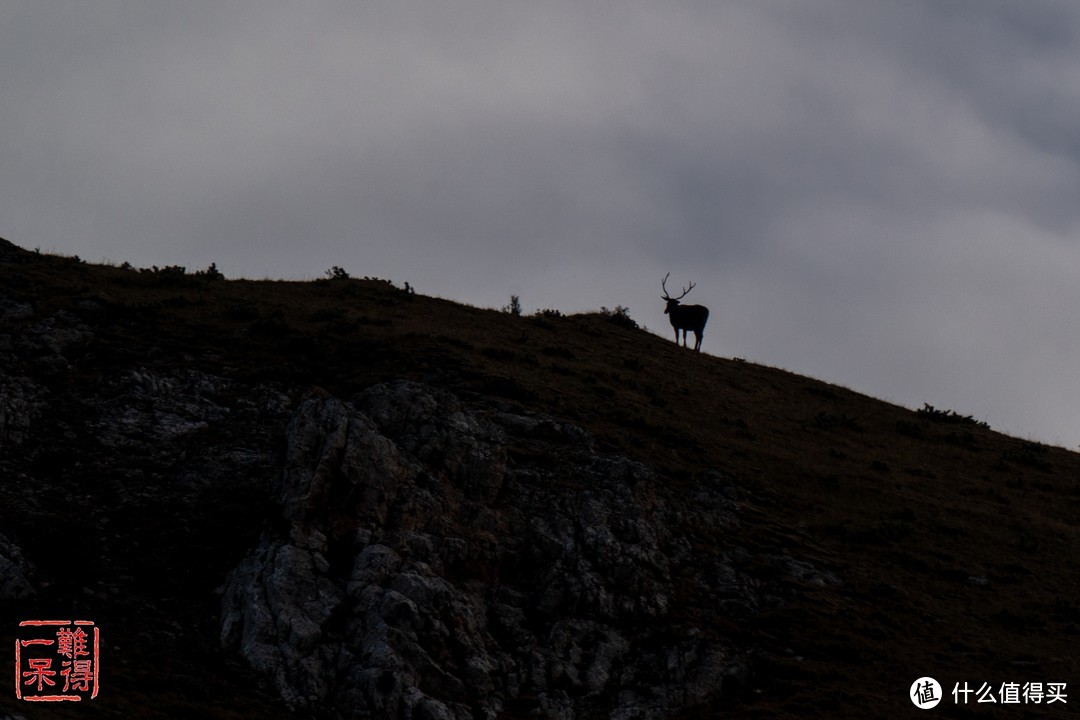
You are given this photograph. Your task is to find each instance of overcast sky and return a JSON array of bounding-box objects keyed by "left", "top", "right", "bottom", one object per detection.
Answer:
[{"left": 4, "top": 2, "right": 1080, "bottom": 445}]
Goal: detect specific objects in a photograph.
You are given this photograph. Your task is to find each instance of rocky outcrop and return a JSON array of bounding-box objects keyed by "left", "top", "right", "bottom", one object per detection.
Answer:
[
  {"left": 221, "top": 381, "right": 831, "bottom": 718},
  {"left": 0, "top": 531, "right": 34, "bottom": 600},
  {"left": 0, "top": 299, "right": 294, "bottom": 625},
  {"left": 0, "top": 295, "right": 832, "bottom": 718}
]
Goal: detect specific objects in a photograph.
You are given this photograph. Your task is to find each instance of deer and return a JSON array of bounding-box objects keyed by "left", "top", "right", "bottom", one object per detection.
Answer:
[{"left": 662, "top": 272, "right": 709, "bottom": 351}]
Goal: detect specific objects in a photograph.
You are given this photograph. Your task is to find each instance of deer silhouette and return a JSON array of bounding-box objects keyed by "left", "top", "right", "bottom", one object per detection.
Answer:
[{"left": 662, "top": 272, "right": 709, "bottom": 351}]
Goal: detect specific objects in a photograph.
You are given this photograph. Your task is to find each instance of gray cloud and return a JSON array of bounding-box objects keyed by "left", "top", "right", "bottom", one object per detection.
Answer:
[{"left": 3, "top": 1, "right": 1080, "bottom": 443}]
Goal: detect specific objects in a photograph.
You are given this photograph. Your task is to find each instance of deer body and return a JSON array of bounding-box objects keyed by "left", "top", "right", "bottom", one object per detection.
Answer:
[
  {"left": 665, "top": 300, "right": 709, "bottom": 350},
  {"left": 662, "top": 273, "right": 709, "bottom": 351}
]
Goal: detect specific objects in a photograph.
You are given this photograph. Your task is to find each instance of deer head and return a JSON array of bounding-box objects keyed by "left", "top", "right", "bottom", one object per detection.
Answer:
[{"left": 661, "top": 272, "right": 696, "bottom": 313}]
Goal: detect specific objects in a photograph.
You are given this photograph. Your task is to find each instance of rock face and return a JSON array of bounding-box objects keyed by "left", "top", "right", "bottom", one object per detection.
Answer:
[
  {"left": 0, "top": 291, "right": 832, "bottom": 718},
  {"left": 221, "top": 381, "right": 815, "bottom": 718},
  {"left": 0, "top": 298, "right": 294, "bottom": 646},
  {"left": 0, "top": 530, "right": 34, "bottom": 600}
]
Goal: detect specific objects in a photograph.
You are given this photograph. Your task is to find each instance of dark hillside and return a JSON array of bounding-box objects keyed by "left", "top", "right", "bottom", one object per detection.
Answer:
[{"left": 0, "top": 238, "right": 1077, "bottom": 718}]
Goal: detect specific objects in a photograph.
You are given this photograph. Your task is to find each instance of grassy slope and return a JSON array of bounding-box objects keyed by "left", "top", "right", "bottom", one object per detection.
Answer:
[{"left": 1, "top": 240, "right": 1078, "bottom": 718}]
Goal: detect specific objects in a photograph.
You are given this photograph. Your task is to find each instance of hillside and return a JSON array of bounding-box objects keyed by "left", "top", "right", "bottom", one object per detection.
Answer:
[{"left": 0, "top": 238, "right": 1077, "bottom": 718}]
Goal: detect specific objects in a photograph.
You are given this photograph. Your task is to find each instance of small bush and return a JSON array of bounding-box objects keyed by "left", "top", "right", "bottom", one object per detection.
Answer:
[
  {"left": 142, "top": 264, "right": 187, "bottom": 277},
  {"left": 916, "top": 404, "right": 990, "bottom": 429},
  {"left": 502, "top": 295, "right": 522, "bottom": 317},
  {"left": 325, "top": 266, "right": 350, "bottom": 280},
  {"left": 133, "top": 264, "right": 189, "bottom": 286},
  {"left": 194, "top": 262, "right": 225, "bottom": 281},
  {"left": 599, "top": 305, "right": 638, "bottom": 329}
]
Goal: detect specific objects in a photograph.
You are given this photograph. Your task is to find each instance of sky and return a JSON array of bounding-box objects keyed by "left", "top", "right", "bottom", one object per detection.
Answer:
[{"left": 4, "top": 1, "right": 1080, "bottom": 446}]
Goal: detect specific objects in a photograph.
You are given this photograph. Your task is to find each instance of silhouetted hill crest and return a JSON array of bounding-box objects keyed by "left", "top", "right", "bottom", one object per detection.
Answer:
[{"left": 0, "top": 240, "right": 1077, "bottom": 718}]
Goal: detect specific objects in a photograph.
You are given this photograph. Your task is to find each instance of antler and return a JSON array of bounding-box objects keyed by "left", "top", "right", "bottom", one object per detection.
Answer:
[{"left": 662, "top": 272, "right": 695, "bottom": 300}]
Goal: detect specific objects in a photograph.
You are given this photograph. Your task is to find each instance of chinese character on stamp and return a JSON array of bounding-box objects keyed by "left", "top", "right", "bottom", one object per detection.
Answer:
[{"left": 15, "top": 620, "right": 99, "bottom": 702}]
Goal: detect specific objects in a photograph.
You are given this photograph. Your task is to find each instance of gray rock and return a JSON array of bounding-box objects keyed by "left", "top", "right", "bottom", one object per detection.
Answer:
[
  {"left": 0, "top": 531, "right": 34, "bottom": 599},
  {"left": 221, "top": 380, "right": 825, "bottom": 717},
  {"left": 0, "top": 376, "right": 43, "bottom": 451},
  {"left": 0, "top": 296, "right": 34, "bottom": 322}
]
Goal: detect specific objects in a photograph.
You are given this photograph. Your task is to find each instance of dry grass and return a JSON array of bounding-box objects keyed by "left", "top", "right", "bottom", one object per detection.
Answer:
[{"left": 1, "top": 241, "right": 1078, "bottom": 718}]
